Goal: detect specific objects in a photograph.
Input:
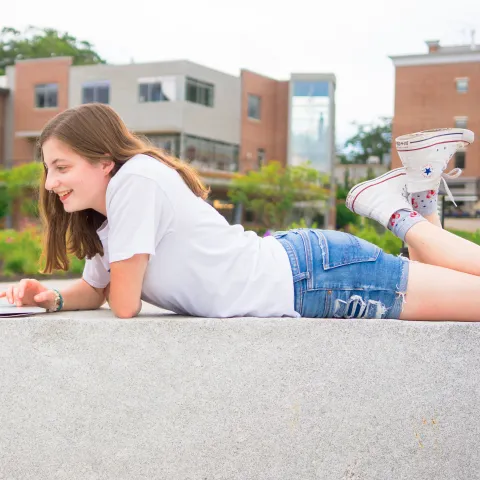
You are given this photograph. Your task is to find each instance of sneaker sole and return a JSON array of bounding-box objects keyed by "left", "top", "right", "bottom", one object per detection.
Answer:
[
  {"left": 396, "top": 128, "right": 474, "bottom": 152},
  {"left": 346, "top": 168, "right": 406, "bottom": 213}
]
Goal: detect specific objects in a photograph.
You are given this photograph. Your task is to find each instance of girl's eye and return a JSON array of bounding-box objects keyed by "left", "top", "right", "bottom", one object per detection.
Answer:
[{"left": 57, "top": 166, "right": 67, "bottom": 172}]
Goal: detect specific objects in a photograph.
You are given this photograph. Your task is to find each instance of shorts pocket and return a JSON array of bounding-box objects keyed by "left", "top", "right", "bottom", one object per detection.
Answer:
[{"left": 313, "top": 230, "right": 381, "bottom": 270}]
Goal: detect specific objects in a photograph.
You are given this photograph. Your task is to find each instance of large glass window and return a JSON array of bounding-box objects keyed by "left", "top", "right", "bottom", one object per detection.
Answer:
[
  {"left": 35, "top": 83, "right": 58, "bottom": 108},
  {"left": 184, "top": 135, "right": 238, "bottom": 172},
  {"left": 290, "top": 80, "right": 331, "bottom": 172},
  {"left": 185, "top": 78, "right": 214, "bottom": 107},
  {"left": 139, "top": 77, "right": 176, "bottom": 102},
  {"left": 144, "top": 134, "right": 180, "bottom": 157},
  {"left": 82, "top": 81, "right": 110, "bottom": 104}
]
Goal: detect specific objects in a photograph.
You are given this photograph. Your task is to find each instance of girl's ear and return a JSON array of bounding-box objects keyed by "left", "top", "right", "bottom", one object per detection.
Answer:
[{"left": 101, "top": 156, "right": 115, "bottom": 176}]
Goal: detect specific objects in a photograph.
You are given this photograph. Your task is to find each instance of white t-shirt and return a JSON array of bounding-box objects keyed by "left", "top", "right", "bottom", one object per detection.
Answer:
[{"left": 83, "top": 154, "right": 300, "bottom": 318}]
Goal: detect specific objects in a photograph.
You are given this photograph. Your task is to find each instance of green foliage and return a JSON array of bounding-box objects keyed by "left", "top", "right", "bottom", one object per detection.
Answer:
[
  {"left": 335, "top": 168, "right": 359, "bottom": 230},
  {"left": 0, "top": 228, "right": 43, "bottom": 276},
  {"left": 228, "top": 161, "right": 328, "bottom": 230},
  {"left": 287, "top": 218, "right": 319, "bottom": 230},
  {"left": 342, "top": 117, "right": 392, "bottom": 164},
  {"left": 348, "top": 226, "right": 480, "bottom": 257},
  {"left": 0, "top": 162, "right": 43, "bottom": 194},
  {"left": 447, "top": 229, "right": 480, "bottom": 245},
  {"left": 0, "top": 162, "right": 43, "bottom": 219},
  {"left": 0, "top": 228, "right": 84, "bottom": 277},
  {"left": 349, "top": 224, "right": 403, "bottom": 255},
  {"left": 0, "top": 26, "right": 106, "bottom": 74},
  {"left": 336, "top": 204, "right": 359, "bottom": 230},
  {"left": 0, "top": 186, "right": 10, "bottom": 219}
]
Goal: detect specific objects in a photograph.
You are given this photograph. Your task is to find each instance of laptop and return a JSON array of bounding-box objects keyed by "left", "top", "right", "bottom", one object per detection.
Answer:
[{"left": 0, "top": 303, "right": 46, "bottom": 317}]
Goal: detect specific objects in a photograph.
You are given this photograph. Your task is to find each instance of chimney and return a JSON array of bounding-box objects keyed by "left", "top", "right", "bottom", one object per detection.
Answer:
[
  {"left": 471, "top": 29, "right": 476, "bottom": 50},
  {"left": 426, "top": 40, "right": 440, "bottom": 53}
]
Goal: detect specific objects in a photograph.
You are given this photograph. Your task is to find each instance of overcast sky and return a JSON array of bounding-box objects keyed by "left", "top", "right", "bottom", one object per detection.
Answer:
[{"left": 3, "top": 0, "right": 480, "bottom": 145}]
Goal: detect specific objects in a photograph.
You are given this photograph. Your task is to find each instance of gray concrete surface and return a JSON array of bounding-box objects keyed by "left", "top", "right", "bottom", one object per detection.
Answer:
[{"left": 0, "top": 279, "right": 479, "bottom": 479}]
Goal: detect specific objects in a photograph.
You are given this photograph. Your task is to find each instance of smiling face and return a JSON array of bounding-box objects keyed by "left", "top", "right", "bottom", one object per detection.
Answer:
[{"left": 42, "top": 137, "right": 114, "bottom": 215}]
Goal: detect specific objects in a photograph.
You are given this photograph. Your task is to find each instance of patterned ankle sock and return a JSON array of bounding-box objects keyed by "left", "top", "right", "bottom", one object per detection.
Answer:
[
  {"left": 387, "top": 209, "right": 426, "bottom": 241},
  {"left": 410, "top": 189, "right": 438, "bottom": 216}
]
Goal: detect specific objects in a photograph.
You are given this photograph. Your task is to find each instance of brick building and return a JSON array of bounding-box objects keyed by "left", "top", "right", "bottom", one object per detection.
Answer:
[
  {"left": 0, "top": 57, "right": 336, "bottom": 227},
  {"left": 390, "top": 40, "right": 480, "bottom": 214}
]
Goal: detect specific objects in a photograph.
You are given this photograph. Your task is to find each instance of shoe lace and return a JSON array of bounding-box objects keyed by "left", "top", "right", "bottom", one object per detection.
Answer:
[{"left": 441, "top": 168, "right": 462, "bottom": 206}]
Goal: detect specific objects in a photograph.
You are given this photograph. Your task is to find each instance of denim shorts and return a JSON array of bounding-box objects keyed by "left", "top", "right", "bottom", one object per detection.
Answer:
[{"left": 274, "top": 229, "right": 410, "bottom": 320}]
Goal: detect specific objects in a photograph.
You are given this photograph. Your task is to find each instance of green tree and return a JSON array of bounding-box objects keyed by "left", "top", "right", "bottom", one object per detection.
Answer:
[
  {"left": 343, "top": 117, "right": 392, "bottom": 164},
  {"left": 0, "top": 26, "right": 106, "bottom": 74},
  {"left": 228, "top": 161, "right": 328, "bottom": 230},
  {"left": 335, "top": 167, "right": 359, "bottom": 230},
  {"left": 0, "top": 162, "right": 43, "bottom": 219}
]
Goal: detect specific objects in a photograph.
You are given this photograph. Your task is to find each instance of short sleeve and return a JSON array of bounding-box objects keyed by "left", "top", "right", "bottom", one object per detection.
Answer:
[
  {"left": 83, "top": 254, "right": 111, "bottom": 289},
  {"left": 106, "top": 174, "right": 174, "bottom": 263}
]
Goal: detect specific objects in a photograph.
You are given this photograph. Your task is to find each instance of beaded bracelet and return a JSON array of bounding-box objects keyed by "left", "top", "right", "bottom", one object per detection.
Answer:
[{"left": 47, "top": 288, "right": 64, "bottom": 313}]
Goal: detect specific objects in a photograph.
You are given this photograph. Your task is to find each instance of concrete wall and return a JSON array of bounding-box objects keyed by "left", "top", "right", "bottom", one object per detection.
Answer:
[
  {"left": 0, "top": 290, "right": 479, "bottom": 479},
  {"left": 69, "top": 60, "right": 240, "bottom": 145}
]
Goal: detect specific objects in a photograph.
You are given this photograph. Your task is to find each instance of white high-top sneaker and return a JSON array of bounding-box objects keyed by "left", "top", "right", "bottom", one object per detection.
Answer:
[
  {"left": 395, "top": 128, "right": 474, "bottom": 204},
  {"left": 346, "top": 168, "right": 411, "bottom": 228}
]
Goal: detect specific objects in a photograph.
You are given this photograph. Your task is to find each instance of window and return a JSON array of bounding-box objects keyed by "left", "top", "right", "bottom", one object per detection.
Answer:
[
  {"left": 184, "top": 135, "right": 238, "bottom": 172},
  {"left": 145, "top": 134, "right": 180, "bottom": 156},
  {"left": 82, "top": 81, "right": 110, "bottom": 104},
  {"left": 35, "top": 83, "right": 58, "bottom": 108},
  {"left": 139, "top": 77, "right": 176, "bottom": 103},
  {"left": 248, "top": 94, "right": 261, "bottom": 120},
  {"left": 456, "top": 78, "right": 469, "bottom": 93},
  {"left": 257, "top": 148, "right": 266, "bottom": 169},
  {"left": 455, "top": 151, "right": 466, "bottom": 169},
  {"left": 185, "top": 77, "right": 214, "bottom": 107},
  {"left": 455, "top": 117, "right": 468, "bottom": 128}
]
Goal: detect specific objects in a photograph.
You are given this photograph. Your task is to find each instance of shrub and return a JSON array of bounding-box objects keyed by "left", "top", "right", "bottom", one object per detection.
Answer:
[
  {"left": 0, "top": 228, "right": 84, "bottom": 277},
  {"left": 348, "top": 224, "right": 403, "bottom": 255}
]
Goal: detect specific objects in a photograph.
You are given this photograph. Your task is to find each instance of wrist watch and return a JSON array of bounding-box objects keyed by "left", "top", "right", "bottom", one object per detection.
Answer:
[{"left": 47, "top": 289, "right": 64, "bottom": 313}]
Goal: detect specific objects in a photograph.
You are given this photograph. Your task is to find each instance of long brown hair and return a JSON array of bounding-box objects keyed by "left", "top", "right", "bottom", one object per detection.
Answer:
[{"left": 37, "top": 103, "right": 210, "bottom": 273}]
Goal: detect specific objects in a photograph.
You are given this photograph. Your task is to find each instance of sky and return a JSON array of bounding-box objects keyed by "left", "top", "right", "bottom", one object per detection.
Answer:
[{"left": 3, "top": 0, "right": 480, "bottom": 146}]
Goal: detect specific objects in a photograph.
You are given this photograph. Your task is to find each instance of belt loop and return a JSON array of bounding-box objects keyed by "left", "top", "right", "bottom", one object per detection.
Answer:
[{"left": 298, "top": 229, "right": 314, "bottom": 290}]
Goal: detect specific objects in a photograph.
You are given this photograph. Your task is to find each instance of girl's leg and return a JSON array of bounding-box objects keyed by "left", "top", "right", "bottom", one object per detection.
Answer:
[
  {"left": 406, "top": 211, "right": 442, "bottom": 262},
  {"left": 400, "top": 261, "right": 480, "bottom": 321},
  {"left": 404, "top": 220, "right": 480, "bottom": 276},
  {"left": 423, "top": 211, "right": 442, "bottom": 229},
  {"left": 345, "top": 167, "right": 477, "bottom": 275},
  {"left": 394, "top": 128, "right": 471, "bottom": 261}
]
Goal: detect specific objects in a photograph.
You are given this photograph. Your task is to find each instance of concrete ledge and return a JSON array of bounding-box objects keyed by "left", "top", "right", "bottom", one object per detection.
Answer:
[{"left": 0, "top": 303, "right": 479, "bottom": 479}]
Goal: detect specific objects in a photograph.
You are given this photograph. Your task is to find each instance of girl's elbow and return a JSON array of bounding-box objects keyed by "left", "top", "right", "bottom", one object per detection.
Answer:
[{"left": 111, "top": 303, "right": 142, "bottom": 319}]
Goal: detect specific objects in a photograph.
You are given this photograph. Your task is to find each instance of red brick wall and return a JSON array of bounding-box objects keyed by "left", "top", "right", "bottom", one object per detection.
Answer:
[
  {"left": 240, "top": 70, "right": 288, "bottom": 173},
  {"left": 392, "top": 62, "right": 480, "bottom": 175},
  {"left": 13, "top": 57, "right": 72, "bottom": 164}
]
